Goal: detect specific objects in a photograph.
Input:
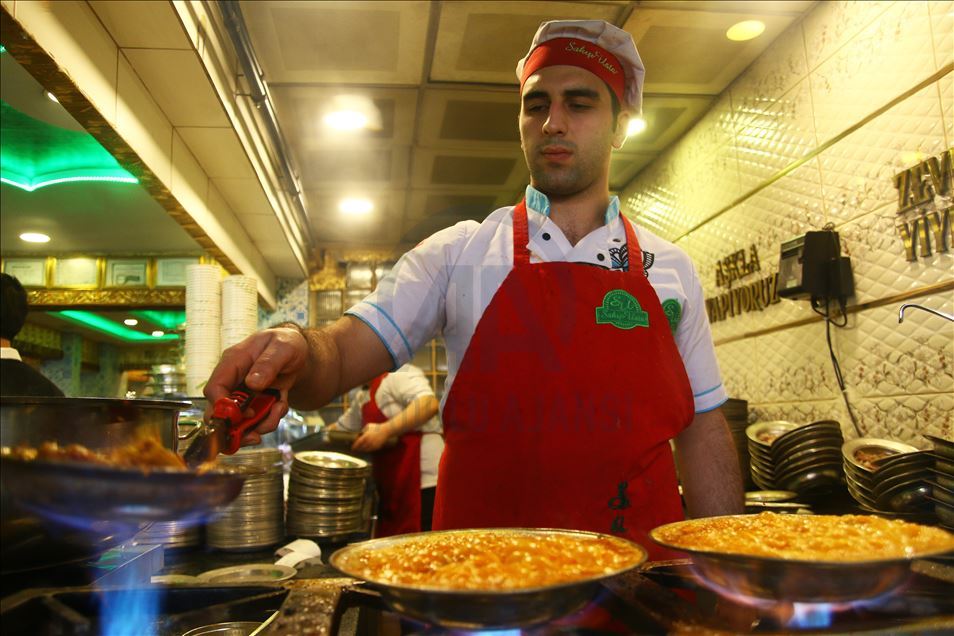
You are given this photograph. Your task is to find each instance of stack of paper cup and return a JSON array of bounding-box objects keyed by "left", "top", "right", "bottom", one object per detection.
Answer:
[
  {"left": 221, "top": 275, "right": 258, "bottom": 351},
  {"left": 186, "top": 264, "right": 222, "bottom": 396}
]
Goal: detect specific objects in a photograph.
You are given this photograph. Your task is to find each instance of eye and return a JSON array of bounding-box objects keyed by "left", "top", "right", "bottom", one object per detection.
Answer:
[
  {"left": 524, "top": 104, "right": 547, "bottom": 114},
  {"left": 569, "top": 102, "right": 593, "bottom": 111}
]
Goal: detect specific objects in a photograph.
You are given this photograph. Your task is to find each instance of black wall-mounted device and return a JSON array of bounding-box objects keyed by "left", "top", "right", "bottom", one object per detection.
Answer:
[{"left": 777, "top": 231, "right": 854, "bottom": 302}]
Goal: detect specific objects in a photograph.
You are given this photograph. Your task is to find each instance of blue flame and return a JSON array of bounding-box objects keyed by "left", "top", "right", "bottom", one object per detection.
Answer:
[
  {"left": 788, "top": 602, "right": 835, "bottom": 629},
  {"left": 96, "top": 547, "right": 160, "bottom": 636}
]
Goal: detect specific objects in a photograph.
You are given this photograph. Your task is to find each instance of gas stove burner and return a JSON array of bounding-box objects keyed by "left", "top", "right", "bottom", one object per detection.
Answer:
[{"left": 0, "top": 586, "right": 286, "bottom": 636}]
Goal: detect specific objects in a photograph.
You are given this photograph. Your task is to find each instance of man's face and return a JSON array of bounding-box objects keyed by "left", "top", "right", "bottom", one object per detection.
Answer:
[{"left": 519, "top": 65, "right": 627, "bottom": 197}]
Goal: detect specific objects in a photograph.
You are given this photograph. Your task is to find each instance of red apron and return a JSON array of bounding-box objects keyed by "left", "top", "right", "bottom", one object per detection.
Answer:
[
  {"left": 362, "top": 374, "right": 422, "bottom": 537},
  {"left": 433, "top": 200, "right": 694, "bottom": 560}
]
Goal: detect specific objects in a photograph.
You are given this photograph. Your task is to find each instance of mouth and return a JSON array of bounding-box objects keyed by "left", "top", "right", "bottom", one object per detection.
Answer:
[{"left": 540, "top": 147, "right": 573, "bottom": 162}]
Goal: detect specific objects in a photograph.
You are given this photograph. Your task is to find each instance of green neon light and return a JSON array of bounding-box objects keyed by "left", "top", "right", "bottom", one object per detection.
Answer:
[
  {"left": 131, "top": 310, "right": 187, "bottom": 330},
  {"left": 53, "top": 310, "right": 180, "bottom": 342},
  {"left": 0, "top": 100, "right": 138, "bottom": 192},
  {"left": 0, "top": 45, "right": 6, "bottom": 54}
]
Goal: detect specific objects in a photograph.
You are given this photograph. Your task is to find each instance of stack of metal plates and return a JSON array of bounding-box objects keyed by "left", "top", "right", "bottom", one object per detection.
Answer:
[
  {"left": 286, "top": 451, "right": 370, "bottom": 539},
  {"left": 842, "top": 438, "right": 932, "bottom": 515},
  {"left": 924, "top": 435, "right": 954, "bottom": 529},
  {"left": 745, "top": 421, "right": 799, "bottom": 490},
  {"left": 206, "top": 448, "right": 285, "bottom": 550},
  {"left": 133, "top": 520, "right": 200, "bottom": 549},
  {"left": 769, "top": 420, "right": 845, "bottom": 498}
]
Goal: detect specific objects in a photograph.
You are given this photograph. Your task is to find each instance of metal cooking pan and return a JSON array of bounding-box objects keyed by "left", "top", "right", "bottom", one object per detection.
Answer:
[
  {"left": 1, "top": 455, "right": 251, "bottom": 534},
  {"left": 329, "top": 528, "right": 647, "bottom": 629},
  {"left": 650, "top": 516, "right": 954, "bottom": 602}
]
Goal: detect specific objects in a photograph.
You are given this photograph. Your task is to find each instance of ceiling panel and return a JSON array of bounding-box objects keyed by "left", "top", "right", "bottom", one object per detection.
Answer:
[
  {"left": 270, "top": 86, "right": 418, "bottom": 148},
  {"left": 0, "top": 181, "right": 200, "bottom": 254},
  {"left": 242, "top": 1, "right": 431, "bottom": 85},
  {"left": 177, "top": 127, "right": 258, "bottom": 180},
  {"left": 122, "top": 49, "right": 229, "bottom": 128},
  {"left": 625, "top": 8, "right": 799, "bottom": 95},
  {"left": 88, "top": 0, "right": 192, "bottom": 49},
  {"left": 411, "top": 148, "right": 527, "bottom": 190},
  {"left": 431, "top": 1, "right": 621, "bottom": 84}
]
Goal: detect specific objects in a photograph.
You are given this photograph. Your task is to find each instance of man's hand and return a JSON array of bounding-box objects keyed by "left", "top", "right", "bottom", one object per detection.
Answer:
[
  {"left": 352, "top": 422, "right": 392, "bottom": 452},
  {"left": 203, "top": 327, "right": 309, "bottom": 445}
]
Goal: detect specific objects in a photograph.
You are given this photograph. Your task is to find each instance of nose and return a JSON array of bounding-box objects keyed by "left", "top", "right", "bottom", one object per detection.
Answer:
[{"left": 542, "top": 104, "right": 567, "bottom": 136}]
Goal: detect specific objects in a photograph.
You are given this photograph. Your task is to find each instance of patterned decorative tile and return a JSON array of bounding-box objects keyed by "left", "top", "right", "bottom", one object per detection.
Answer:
[
  {"left": 836, "top": 207, "right": 954, "bottom": 304},
  {"left": 801, "top": 1, "right": 895, "bottom": 71},
  {"left": 728, "top": 20, "right": 809, "bottom": 118},
  {"left": 748, "top": 399, "right": 844, "bottom": 428},
  {"left": 713, "top": 338, "right": 759, "bottom": 401},
  {"left": 816, "top": 83, "right": 947, "bottom": 225},
  {"left": 836, "top": 296, "right": 954, "bottom": 397},
  {"left": 259, "top": 278, "right": 310, "bottom": 328},
  {"left": 753, "top": 321, "right": 839, "bottom": 403},
  {"left": 848, "top": 393, "right": 953, "bottom": 447},
  {"left": 809, "top": 1, "right": 939, "bottom": 145},
  {"left": 733, "top": 80, "right": 819, "bottom": 196},
  {"left": 938, "top": 71, "right": 953, "bottom": 149},
  {"left": 928, "top": 1, "right": 954, "bottom": 73}
]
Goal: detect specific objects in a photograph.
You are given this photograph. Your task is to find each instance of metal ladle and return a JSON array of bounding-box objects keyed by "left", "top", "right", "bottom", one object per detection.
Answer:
[{"left": 898, "top": 303, "right": 954, "bottom": 323}]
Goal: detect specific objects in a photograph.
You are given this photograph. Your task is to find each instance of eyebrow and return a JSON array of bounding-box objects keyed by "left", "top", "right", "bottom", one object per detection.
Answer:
[{"left": 522, "top": 87, "right": 603, "bottom": 103}]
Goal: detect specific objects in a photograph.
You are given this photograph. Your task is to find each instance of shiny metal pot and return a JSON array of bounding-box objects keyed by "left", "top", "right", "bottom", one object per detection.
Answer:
[{"left": 1, "top": 396, "right": 191, "bottom": 570}]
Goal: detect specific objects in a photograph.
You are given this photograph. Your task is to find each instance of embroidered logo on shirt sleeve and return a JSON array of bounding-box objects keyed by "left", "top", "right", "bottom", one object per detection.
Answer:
[{"left": 661, "top": 299, "right": 683, "bottom": 334}]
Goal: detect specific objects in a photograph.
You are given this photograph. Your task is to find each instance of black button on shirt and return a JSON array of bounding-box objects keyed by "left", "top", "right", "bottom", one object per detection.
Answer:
[
  {"left": 597, "top": 253, "right": 605, "bottom": 261},
  {"left": 542, "top": 232, "right": 551, "bottom": 241}
]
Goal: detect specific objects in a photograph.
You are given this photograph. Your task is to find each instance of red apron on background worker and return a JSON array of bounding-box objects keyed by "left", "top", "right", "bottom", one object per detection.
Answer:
[{"left": 328, "top": 364, "right": 441, "bottom": 537}]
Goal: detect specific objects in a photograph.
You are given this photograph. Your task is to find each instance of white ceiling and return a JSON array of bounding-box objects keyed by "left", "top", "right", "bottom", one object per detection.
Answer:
[
  {"left": 239, "top": 0, "right": 815, "bottom": 247},
  {"left": 1, "top": 0, "right": 816, "bottom": 269}
]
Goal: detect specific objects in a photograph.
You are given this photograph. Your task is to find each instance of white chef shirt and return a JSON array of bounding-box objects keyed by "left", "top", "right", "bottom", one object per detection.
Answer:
[
  {"left": 336, "top": 364, "right": 444, "bottom": 489},
  {"left": 346, "top": 185, "right": 727, "bottom": 415},
  {"left": 1, "top": 347, "right": 22, "bottom": 361}
]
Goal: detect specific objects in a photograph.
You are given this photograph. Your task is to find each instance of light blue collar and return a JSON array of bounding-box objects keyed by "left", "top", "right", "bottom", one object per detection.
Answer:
[{"left": 524, "top": 185, "right": 620, "bottom": 225}]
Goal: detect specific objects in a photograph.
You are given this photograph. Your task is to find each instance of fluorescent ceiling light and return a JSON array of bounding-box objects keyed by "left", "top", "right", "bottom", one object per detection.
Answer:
[
  {"left": 45, "top": 91, "right": 59, "bottom": 103},
  {"left": 324, "top": 110, "right": 368, "bottom": 131},
  {"left": 151, "top": 330, "right": 165, "bottom": 338},
  {"left": 339, "top": 197, "right": 374, "bottom": 216},
  {"left": 626, "top": 117, "right": 647, "bottom": 137},
  {"left": 726, "top": 20, "right": 765, "bottom": 42},
  {"left": 53, "top": 310, "right": 180, "bottom": 342},
  {"left": 124, "top": 318, "right": 139, "bottom": 326},
  {"left": 19, "top": 232, "right": 50, "bottom": 243},
  {"left": 323, "top": 95, "right": 381, "bottom": 132}
]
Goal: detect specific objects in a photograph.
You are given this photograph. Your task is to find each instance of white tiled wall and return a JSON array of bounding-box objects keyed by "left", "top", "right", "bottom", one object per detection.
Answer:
[{"left": 622, "top": 1, "right": 954, "bottom": 446}]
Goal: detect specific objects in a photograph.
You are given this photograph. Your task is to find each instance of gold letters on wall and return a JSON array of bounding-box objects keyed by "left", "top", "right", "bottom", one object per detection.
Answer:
[{"left": 894, "top": 148, "right": 953, "bottom": 261}]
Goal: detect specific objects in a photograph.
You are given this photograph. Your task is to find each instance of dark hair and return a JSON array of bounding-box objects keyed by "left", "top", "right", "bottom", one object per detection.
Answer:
[{"left": 1, "top": 273, "right": 28, "bottom": 341}]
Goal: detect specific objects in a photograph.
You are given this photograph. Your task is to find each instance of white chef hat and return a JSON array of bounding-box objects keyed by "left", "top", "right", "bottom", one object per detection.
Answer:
[{"left": 515, "top": 20, "right": 645, "bottom": 114}]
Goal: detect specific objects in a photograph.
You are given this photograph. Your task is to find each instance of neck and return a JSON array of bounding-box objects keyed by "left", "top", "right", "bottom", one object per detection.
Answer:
[{"left": 539, "top": 181, "right": 610, "bottom": 246}]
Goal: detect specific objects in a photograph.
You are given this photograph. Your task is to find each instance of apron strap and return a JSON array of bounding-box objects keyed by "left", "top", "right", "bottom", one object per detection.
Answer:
[{"left": 512, "top": 198, "right": 644, "bottom": 274}]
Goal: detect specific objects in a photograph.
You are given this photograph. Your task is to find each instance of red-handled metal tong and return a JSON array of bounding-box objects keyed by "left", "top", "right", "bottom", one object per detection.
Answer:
[{"left": 183, "top": 384, "right": 281, "bottom": 468}]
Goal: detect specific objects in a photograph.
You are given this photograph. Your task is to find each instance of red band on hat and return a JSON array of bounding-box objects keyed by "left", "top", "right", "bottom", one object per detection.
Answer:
[{"left": 520, "top": 37, "right": 625, "bottom": 105}]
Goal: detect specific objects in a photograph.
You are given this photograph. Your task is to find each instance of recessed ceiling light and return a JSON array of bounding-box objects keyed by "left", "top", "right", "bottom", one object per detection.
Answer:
[
  {"left": 726, "top": 20, "right": 766, "bottom": 42},
  {"left": 19, "top": 232, "right": 50, "bottom": 243},
  {"left": 45, "top": 91, "right": 59, "bottom": 103},
  {"left": 151, "top": 330, "right": 165, "bottom": 337},
  {"left": 627, "top": 116, "right": 647, "bottom": 137},
  {"left": 124, "top": 318, "right": 139, "bottom": 326},
  {"left": 339, "top": 197, "right": 374, "bottom": 216},
  {"left": 323, "top": 110, "right": 369, "bottom": 131}
]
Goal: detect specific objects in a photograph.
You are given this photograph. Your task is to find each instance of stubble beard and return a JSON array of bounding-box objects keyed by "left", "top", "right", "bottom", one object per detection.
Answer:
[{"left": 524, "top": 135, "right": 611, "bottom": 198}]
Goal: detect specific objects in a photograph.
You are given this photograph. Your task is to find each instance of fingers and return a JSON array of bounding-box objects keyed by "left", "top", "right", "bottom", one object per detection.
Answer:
[{"left": 244, "top": 329, "right": 308, "bottom": 391}]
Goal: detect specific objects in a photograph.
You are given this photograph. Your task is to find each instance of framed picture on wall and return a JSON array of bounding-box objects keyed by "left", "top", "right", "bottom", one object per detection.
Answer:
[
  {"left": 2, "top": 258, "right": 47, "bottom": 287},
  {"left": 53, "top": 257, "right": 100, "bottom": 288},
  {"left": 156, "top": 257, "right": 200, "bottom": 287},
  {"left": 106, "top": 259, "right": 148, "bottom": 287}
]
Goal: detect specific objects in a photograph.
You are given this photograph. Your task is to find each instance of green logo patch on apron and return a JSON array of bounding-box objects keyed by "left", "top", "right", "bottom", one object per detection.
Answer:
[
  {"left": 661, "top": 299, "right": 682, "bottom": 334},
  {"left": 595, "top": 290, "right": 649, "bottom": 329}
]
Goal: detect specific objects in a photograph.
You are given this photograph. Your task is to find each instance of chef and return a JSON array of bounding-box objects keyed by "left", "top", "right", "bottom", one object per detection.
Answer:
[
  {"left": 206, "top": 20, "right": 743, "bottom": 556},
  {"left": 326, "top": 364, "right": 441, "bottom": 536}
]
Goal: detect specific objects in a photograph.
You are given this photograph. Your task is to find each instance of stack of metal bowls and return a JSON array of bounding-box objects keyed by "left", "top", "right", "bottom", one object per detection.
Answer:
[
  {"left": 924, "top": 435, "right": 954, "bottom": 529},
  {"left": 768, "top": 420, "right": 845, "bottom": 497},
  {"left": 842, "top": 438, "right": 931, "bottom": 514},
  {"left": 745, "top": 421, "right": 799, "bottom": 490},
  {"left": 206, "top": 448, "right": 284, "bottom": 550},
  {"left": 133, "top": 520, "right": 200, "bottom": 549},
  {"left": 286, "top": 451, "right": 370, "bottom": 540}
]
